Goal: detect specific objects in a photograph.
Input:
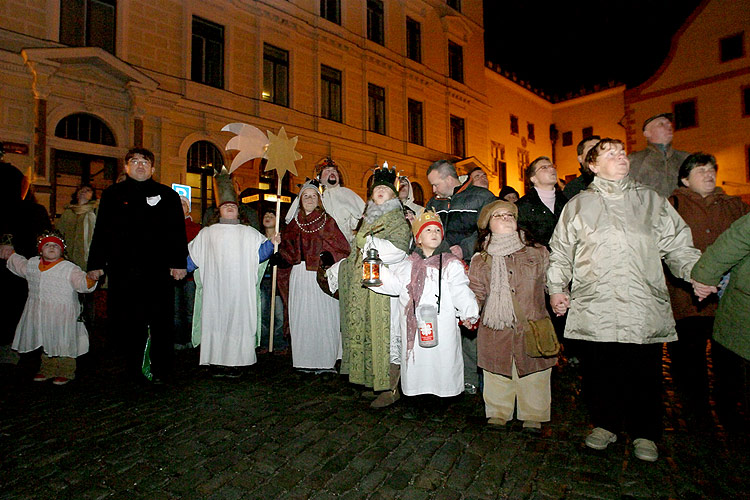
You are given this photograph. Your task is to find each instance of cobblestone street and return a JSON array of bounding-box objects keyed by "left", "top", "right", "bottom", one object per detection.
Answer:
[{"left": 1, "top": 323, "right": 748, "bottom": 500}]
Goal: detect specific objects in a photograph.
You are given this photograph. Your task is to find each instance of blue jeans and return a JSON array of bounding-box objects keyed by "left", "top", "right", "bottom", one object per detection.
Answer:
[{"left": 260, "top": 276, "right": 287, "bottom": 351}]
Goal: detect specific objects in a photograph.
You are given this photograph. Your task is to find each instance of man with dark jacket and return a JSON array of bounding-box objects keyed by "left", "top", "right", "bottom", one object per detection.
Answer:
[
  {"left": 425, "top": 159, "right": 496, "bottom": 394},
  {"left": 562, "top": 136, "right": 600, "bottom": 200},
  {"left": 517, "top": 157, "right": 567, "bottom": 248},
  {"left": 425, "top": 160, "right": 496, "bottom": 262},
  {"left": 88, "top": 147, "right": 187, "bottom": 384},
  {"left": 629, "top": 113, "right": 689, "bottom": 198}
]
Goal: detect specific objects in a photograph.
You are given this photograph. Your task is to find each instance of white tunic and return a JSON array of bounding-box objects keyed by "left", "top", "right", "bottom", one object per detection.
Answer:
[
  {"left": 289, "top": 263, "right": 342, "bottom": 369},
  {"left": 189, "top": 224, "right": 265, "bottom": 366},
  {"left": 321, "top": 186, "right": 365, "bottom": 246},
  {"left": 375, "top": 256, "right": 479, "bottom": 397},
  {"left": 8, "top": 254, "right": 95, "bottom": 357}
]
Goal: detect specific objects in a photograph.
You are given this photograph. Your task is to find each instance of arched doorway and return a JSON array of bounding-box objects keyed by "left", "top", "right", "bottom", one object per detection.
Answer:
[
  {"left": 186, "top": 140, "right": 224, "bottom": 220},
  {"left": 52, "top": 113, "right": 118, "bottom": 218}
]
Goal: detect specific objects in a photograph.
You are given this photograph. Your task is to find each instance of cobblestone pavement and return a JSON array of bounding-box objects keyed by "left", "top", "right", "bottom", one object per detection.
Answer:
[{"left": 1, "top": 327, "right": 748, "bottom": 500}]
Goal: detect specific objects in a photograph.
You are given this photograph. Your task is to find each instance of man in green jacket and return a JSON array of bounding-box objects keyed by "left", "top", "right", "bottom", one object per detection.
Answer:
[{"left": 691, "top": 212, "right": 750, "bottom": 430}]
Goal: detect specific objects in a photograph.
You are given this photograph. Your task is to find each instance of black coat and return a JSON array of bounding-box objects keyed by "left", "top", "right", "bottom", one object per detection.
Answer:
[
  {"left": 87, "top": 177, "right": 188, "bottom": 276},
  {"left": 517, "top": 187, "right": 567, "bottom": 247},
  {"left": 426, "top": 182, "right": 497, "bottom": 261}
]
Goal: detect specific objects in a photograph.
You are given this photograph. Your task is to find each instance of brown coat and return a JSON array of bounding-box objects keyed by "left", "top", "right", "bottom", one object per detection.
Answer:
[
  {"left": 667, "top": 187, "right": 749, "bottom": 320},
  {"left": 469, "top": 245, "right": 557, "bottom": 377}
]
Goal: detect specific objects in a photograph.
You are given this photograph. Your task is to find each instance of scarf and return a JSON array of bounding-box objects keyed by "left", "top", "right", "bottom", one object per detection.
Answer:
[
  {"left": 362, "top": 198, "right": 402, "bottom": 225},
  {"left": 405, "top": 241, "right": 459, "bottom": 362},
  {"left": 483, "top": 232, "right": 525, "bottom": 330}
]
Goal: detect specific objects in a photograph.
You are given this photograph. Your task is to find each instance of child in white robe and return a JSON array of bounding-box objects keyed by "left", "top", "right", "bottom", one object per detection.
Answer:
[
  {"left": 0, "top": 231, "right": 98, "bottom": 385},
  {"left": 371, "top": 211, "right": 479, "bottom": 398}
]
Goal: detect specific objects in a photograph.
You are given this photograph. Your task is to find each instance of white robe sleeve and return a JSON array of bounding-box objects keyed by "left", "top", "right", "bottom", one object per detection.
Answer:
[
  {"left": 188, "top": 228, "right": 208, "bottom": 269},
  {"left": 6, "top": 253, "right": 29, "bottom": 278},
  {"left": 370, "top": 259, "right": 411, "bottom": 297},
  {"left": 444, "top": 260, "right": 479, "bottom": 322},
  {"left": 68, "top": 263, "right": 97, "bottom": 293},
  {"left": 364, "top": 236, "right": 408, "bottom": 265}
]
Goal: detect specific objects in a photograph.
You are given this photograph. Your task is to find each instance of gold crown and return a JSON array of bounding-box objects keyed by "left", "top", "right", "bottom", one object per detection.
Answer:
[{"left": 411, "top": 210, "right": 443, "bottom": 237}]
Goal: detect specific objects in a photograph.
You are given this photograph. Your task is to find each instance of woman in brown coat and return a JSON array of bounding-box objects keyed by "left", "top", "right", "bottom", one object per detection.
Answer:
[
  {"left": 469, "top": 200, "right": 557, "bottom": 431},
  {"left": 667, "top": 152, "right": 749, "bottom": 420}
]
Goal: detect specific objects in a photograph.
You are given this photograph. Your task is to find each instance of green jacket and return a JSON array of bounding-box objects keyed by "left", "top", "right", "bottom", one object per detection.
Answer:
[{"left": 691, "top": 213, "right": 750, "bottom": 360}]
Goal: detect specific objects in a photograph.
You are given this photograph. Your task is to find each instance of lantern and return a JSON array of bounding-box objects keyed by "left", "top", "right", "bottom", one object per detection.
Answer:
[{"left": 361, "top": 248, "right": 383, "bottom": 286}]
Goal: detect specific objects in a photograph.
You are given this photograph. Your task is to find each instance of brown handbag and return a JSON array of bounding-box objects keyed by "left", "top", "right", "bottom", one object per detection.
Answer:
[{"left": 512, "top": 296, "right": 560, "bottom": 358}]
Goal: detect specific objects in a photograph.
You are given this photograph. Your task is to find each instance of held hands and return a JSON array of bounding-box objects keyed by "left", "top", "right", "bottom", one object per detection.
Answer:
[
  {"left": 550, "top": 293, "right": 570, "bottom": 316},
  {"left": 170, "top": 268, "right": 187, "bottom": 280},
  {"left": 691, "top": 279, "right": 717, "bottom": 301},
  {"left": 87, "top": 269, "right": 104, "bottom": 281},
  {"left": 0, "top": 244, "right": 13, "bottom": 260}
]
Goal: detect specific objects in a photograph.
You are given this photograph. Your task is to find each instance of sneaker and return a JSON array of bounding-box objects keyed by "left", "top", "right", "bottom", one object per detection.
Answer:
[
  {"left": 33, "top": 373, "right": 50, "bottom": 382},
  {"left": 633, "top": 438, "right": 658, "bottom": 462},
  {"left": 523, "top": 421, "right": 542, "bottom": 430},
  {"left": 464, "top": 383, "right": 477, "bottom": 395},
  {"left": 52, "top": 377, "right": 70, "bottom": 386},
  {"left": 585, "top": 427, "right": 617, "bottom": 450},
  {"left": 487, "top": 417, "right": 507, "bottom": 426}
]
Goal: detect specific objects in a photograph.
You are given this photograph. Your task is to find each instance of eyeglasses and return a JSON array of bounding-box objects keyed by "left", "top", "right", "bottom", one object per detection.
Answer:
[
  {"left": 491, "top": 213, "right": 515, "bottom": 220},
  {"left": 534, "top": 164, "right": 555, "bottom": 173},
  {"left": 127, "top": 159, "right": 150, "bottom": 167}
]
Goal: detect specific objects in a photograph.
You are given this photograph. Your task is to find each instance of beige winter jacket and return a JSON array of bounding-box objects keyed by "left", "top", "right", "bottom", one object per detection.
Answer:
[{"left": 546, "top": 175, "right": 700, "bottom": 344}]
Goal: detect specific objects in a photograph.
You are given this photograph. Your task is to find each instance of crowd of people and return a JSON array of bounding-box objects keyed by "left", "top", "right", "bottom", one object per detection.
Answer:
[{"left": 1, "top": 111, "right": 749, "bottom": 463}]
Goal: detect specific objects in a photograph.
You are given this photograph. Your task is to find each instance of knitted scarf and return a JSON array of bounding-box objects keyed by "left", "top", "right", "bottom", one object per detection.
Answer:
[
  {"left": 483, "top": 233, "right": 524, "bottom": 330},
  {"left": 405, "top": 241, "right": 459, "bottom": 362}
]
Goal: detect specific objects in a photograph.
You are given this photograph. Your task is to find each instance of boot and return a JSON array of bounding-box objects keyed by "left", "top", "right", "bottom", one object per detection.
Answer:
[{"left": 370, "top": 363, "right": 401, "bottom": 409}]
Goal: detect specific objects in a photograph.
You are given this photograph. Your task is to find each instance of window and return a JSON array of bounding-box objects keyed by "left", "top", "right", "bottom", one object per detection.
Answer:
[
  {"left": 720, "top": 32, "right": 744, "bottom": 62},
  {"left": 406, "top": 17, "right": 421, "bottom": 63},
  {"left": 743, "top": 86, "right": 750, "bottom": 117},
  {"left": 582, "top": 126, "right": 594, "bottom": 139},
  {"left": 673, "top": 99, "right": 697, "bottom": 130},
  {"left": 320, "top": 0, "right": 340, "bottom": 24},
  {"left": 527, "top": 123, "right": 535, "bottom": 143},
  {"left": 407, "top": 99, "right": 424, "bottom": 146},
  {"left": 450, "top": 115, "right": 465, "bottom": 158},
  {"left": 562, "top": 131, "right": 573, "bottom": 146},
  {"left": 187, "top": 141, "right": 223, "bottom": 217},
  {"left": 517, "top": 148, "right": 529, "bottom": 181},
  {"left": 55, "top": 114, "right": 116, "bottom": 146},
  {"left": 510, "top": 114, "right": 519, "bottom": 136},
  {"left": 263, "top": 43, "right": 289, "bottom": 107},
  {"left": 367, "top": 0, "right": 384, "bottom": 45},
  {"left": 368, "top": 83, "right": 386, "bottom": 135},
  {"left": 60, "top": 0, "right": 116, "bottom": 54},
  {"left": 448, "top": 41, "right": 463, "bottom": 83},
  {"left": 491, "top": 141, "right": 507, "bottom": 187},
  {"left": 447, "top": 0, "right": 461, "bottom": 12},
  {"left": 191, "top": 16, "right": 224, "bottom": 88},
  {"left": 321, "top": 65, "right": 342, "bottom": 122}
]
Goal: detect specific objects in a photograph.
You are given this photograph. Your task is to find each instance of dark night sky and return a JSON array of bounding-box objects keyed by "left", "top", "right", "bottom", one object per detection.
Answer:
[{"left": 483, "top": 0, "right": 704, "bottom": 100}]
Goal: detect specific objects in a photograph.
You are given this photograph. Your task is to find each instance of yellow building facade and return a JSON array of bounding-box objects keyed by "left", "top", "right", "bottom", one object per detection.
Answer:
[{"left": 0, "top": 0, "right": 748, "bottom": 221}]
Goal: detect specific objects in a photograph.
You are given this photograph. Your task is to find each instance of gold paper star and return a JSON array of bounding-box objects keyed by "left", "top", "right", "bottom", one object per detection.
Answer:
[
  {"left": 264, "top": 127, "right": 301, "bottom": 178},
  {"left": 221, "top": 122, "right": 268, "bottom": 174}
]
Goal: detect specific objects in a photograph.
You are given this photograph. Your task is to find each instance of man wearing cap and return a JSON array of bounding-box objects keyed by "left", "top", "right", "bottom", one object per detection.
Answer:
[
  {"left": 628, "top": 113, "right": 690, "bottom": 198},
  {"left": 316, "top": 158, "right": 365, "bottom": 246},
  {"left": 87, "top": 147, "right": 188, "bottom": 384}
]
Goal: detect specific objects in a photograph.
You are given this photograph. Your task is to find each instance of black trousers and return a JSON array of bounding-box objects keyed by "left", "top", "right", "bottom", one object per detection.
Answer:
[
  {"left": 667, "top": 317, "right": 712, "bottom": 412},
  {"left": 108, "top": 270, "right": 175, "bottom": 379},
  {"left": 582, "top": 341, "right": 664, "bottom": 441},
  {"left": 713, "top": 341, "right": 750, "bottom": 430}
]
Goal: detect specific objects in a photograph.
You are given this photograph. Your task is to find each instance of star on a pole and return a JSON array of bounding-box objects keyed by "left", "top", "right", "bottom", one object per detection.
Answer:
[{"left": 264, "top": 126, "right": 301, "bottom": 178}]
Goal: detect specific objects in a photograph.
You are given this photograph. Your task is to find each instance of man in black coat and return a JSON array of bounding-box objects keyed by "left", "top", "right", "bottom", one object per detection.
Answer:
[{"left": 88, "top": 147, "right": 187, "bottom": 383}]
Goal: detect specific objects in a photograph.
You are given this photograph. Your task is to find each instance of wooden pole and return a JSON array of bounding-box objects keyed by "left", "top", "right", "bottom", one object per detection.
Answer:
[{"left": 267, "top": 176, "right": 282, "bottom": 352}]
